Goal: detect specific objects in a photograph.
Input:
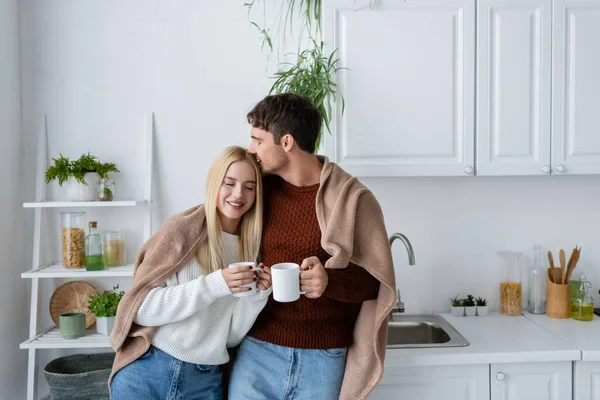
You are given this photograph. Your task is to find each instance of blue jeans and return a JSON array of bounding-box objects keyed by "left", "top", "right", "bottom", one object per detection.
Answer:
[
  {"left": 111, "top": 346, "right": 222, "bottom": 400},
  {"left": 228, "top": 336, "right": 347, "bottom": 400}
]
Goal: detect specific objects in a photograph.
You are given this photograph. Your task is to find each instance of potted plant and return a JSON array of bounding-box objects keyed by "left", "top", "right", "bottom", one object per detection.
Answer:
[
  {"left": 450, "top": 295, "right": 464, "bottom": 317},
  {"left": 88, "top": 285, "right": 124, "bottom": 335},
  {"left": 463, "top": 294, "right": 477, "bottom": 316},
  {"left": 476, "top": 297, "right": 488, "bottom": 316},
  {"left": 45, "top": 153, "right": 119, "bottom": 201}
]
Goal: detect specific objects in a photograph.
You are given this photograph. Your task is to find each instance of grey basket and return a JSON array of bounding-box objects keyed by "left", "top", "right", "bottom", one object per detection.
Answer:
[{"left": 43, "top": 353, "right": 115, "bottom": 400}]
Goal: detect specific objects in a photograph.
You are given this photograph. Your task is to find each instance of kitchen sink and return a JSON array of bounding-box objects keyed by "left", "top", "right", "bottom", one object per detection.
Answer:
[{"left": 387, "top": 314, "right": 470, "bottom": 348}]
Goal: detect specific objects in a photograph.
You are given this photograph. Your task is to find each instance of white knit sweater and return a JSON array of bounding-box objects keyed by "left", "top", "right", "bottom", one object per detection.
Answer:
[{"left": 134, "top": 231, "right": 270, "bottom": 365}]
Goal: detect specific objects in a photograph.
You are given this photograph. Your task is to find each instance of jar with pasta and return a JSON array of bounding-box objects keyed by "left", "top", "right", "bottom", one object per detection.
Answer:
[
  {"left": 499, "top": 251, "right": 523, "bottom": 315},
  {"left": 61, "top": 212, "right": 86, "bottom": 269}
]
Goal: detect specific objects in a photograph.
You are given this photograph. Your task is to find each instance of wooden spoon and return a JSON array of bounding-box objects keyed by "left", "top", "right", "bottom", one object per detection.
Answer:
[
  {"left": 559, "top": 249, "right": 566, "bottom": 284},
  {"left": 563, "top": 247, "right": 577, "bottom": 284},
  {"left": 548, "top": 251, "right": 555, "bottom": 269},
  {"left": 565, "top": 247, "right": 581, "bottom": 283}
]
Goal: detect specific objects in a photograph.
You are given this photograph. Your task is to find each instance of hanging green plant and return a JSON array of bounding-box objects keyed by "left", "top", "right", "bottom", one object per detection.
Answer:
[
  {"left": 269, "top": 40, "right": 345, "bottom": 151},
  {"left": 245, "top": 0, "right": 345, "bottom": 152}
]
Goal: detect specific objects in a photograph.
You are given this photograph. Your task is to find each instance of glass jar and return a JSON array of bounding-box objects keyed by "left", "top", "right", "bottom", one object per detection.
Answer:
[
  {"left": 61, "top": 212, "right": 86, "bottom": 269},
  {"left": 85, "top": 221, "right": 105, "bottom": 271},
  {"left": 97, "top": 178, "right": 115, "bottom": 201},
  {"left": 527, "top": 245, "right": 546, "bottom": 314},
  {"left": 499, "top": 251, "right": 523, "bottom": 316},
  {"left": 103, "top": 230, "right": 126, "bottom": 267},
  {"left": 571, "top": 273, "right": 594, "bottom": 321}
]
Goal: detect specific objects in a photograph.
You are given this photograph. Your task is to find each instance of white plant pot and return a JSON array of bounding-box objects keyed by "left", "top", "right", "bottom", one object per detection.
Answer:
[
  {"left": 95, "top": 316, "right": 115, "bottom": 336},
  {"left": 451, "top": 306, "right": 464, "bottom": 317},
  {"left": 477, "top": 306, "right": 489, "bottom": 316},
  {"left": 465, "top": 306, "right": 477, "bottom": 317},
  {"left": 65, "top": 173, "right": 99, "bottom": 201}
]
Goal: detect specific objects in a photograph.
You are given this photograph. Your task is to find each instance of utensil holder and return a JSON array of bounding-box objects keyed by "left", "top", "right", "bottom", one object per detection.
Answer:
[{"left": 546, "top": 274, "right": 570, "bottom": 319}]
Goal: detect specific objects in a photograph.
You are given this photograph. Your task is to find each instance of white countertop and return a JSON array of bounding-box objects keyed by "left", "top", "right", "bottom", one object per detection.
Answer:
[
  {"left": 523, "top": 311, "right": 600, "bottom": 361},
  {"left": 384, "top": 313, "right": 580, "bottom": 367}
]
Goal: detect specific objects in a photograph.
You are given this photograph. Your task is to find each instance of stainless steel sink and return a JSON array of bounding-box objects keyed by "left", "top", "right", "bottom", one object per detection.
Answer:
[{"left": 387, "top": 314, "right": 470, "bottom": 348}]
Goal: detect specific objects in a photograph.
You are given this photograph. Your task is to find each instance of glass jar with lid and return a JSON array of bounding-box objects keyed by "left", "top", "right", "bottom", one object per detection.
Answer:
[
  {"left": 103, "top": 230, "right": 126, "bottom": 267},
  {"left": 571, "top": 273, "right": 594, "bottom": 321},
  {"left": 61, "top": 212, "right": 86, "bottom": 269},
  {"left": 499, "top": 251, "right": 523, "bottom": 315}
]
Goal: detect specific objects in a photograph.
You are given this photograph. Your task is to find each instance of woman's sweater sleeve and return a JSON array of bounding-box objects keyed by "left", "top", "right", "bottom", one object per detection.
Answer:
[
  {"left": 226, "top": 287, "right": 272, "bottom": 348},
  {"left": 134, "top": 269, "right": 231, "bottom": 327}
]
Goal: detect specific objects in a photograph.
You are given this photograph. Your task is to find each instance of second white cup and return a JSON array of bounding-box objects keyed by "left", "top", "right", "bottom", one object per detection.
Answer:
[
  {"left": 271, "top": 262, "right": 306, "bottom": 302},
  {"left": 228, "top": 261, "right": 258, "bottom": 297}
]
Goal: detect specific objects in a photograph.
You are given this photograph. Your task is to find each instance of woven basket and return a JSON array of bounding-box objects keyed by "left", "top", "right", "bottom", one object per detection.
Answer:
[{"left": 44, "top": 353, "right": 114, "bottom": 399}]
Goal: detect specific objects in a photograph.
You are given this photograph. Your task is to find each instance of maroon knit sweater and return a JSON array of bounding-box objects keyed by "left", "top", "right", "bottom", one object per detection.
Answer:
[{"left": 249, "top": 175, "right": 380, "bottom": 349}]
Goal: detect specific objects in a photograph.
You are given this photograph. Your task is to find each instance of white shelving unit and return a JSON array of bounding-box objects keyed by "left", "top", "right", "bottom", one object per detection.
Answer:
[{"left": 21, "top": 113, "right": 155, "bottom": 400}]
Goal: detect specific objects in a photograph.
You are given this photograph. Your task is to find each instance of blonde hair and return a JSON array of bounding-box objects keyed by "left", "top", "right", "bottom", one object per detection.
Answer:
[{"left": 196, "top": 146, "right": 263, "bottom": 275}]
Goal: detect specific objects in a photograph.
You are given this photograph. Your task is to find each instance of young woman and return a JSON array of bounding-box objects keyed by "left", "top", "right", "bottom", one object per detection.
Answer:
[{"left": 109, "top": 146, "right": 271, "bottom": 399}]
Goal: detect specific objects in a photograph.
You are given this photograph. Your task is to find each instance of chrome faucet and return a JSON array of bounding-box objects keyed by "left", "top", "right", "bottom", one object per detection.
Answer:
[{"left": 389, "top": 233, "right": 416, "bottom": 319}]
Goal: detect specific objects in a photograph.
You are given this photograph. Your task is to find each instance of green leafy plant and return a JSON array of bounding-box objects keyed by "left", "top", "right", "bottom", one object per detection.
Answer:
[
  {"left": 476, "top": 297, "right": 488, "bottom": 306},
  {"left": 45, "top": 153, "right": 119, "bottom": 186},
  {"left": 450, "top": 295, "right": 463, "bottom": 307},
  {"left": 245, "top": 1, "right": 347, "bottom": 152},
  {"left": 462, "top": 294, "right": 476, "bottom": 307},
  {"left": 270, "top": 39, "right": 345, "bottom": 150},
  {"left": 87, "top": 285, "right": 125, "bottom": 317}
]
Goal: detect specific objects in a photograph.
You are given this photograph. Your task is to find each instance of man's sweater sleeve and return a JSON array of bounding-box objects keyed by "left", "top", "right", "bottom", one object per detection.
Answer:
[{"left": 323, "top": 262, "right": 380, "bottom": 303}]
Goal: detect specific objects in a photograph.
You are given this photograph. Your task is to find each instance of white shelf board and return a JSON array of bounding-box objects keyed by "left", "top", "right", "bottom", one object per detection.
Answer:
[
  {"left": 22, "top": 264, "right": 134, "bottom": 278},
  {"left": 20, "top": 327, "right": 114, "bottom": 349},
  {"left": 23, "top": 200, "right": 145, "bottom": 208}
]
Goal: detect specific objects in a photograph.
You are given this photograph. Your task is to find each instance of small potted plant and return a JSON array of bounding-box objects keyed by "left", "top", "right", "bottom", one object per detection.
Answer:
[
  {"left": 463, "top": 294, "right": 477, "bottom": 316},
  {"left": 450, "top": 295, "right": 464, "bottom": 317},
  {"left": 45, "top": 153, "right": 119, "bottom": 201},
  {"left": 88, "top": 285, "right": 124, "bottom": 335},
  {"left": 476, "top": 297, "right": 488, "bottom": 316}
]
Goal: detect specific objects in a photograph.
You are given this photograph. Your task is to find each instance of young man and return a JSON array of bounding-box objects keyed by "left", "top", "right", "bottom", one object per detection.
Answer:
[{"left": 228, "top": 93, "right": 396, "bottom": 400}]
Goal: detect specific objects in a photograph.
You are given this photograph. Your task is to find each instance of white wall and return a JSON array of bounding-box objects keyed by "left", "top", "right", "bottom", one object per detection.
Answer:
[
  {"left": 1, "top": 0, "right": 28, "bottom": 397},
  {"left": 16, "top": 1, "right": 600, "bottom": 395}
]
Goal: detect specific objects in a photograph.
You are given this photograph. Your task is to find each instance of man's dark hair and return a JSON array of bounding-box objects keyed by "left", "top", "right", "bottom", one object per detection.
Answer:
[{"left": 247, "top": 93, "right": 322, "bottom": 154}]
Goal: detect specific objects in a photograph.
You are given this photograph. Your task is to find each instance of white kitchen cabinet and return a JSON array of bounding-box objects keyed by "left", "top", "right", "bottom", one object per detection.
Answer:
[
  {"left": 574, "top": 362, "right": 600, "bottom": 400},
  {"left": 476, "top": 0, "right": 552, "bottom": 176},
  {"left": 490, "top": 362, "right": 572, "bottom": 400},
  {"left": 368, "top": 364, "right": 489, "bottom": 400},
  {"left": 322, "top": 0, "right": 475, "bottom": 177},
  {"left": 551, "top": 0, "right": 600, "bottom": 175}
]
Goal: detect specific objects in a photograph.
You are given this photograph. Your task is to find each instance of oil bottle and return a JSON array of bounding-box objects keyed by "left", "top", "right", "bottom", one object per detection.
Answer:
[{"left": 571, "top": 273, "right": 594, "bottom": 321}]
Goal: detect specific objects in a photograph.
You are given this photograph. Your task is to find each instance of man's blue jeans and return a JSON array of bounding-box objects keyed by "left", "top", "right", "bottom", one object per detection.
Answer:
[
  {"left": 110, "top": 346, "right": 223, "bottom": 400},
  {"left": 228, "top": 336, "right": 347, "bottom": 400}
]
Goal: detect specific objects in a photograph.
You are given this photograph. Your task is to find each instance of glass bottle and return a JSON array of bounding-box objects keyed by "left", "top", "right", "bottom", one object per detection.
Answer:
[
  {"left": 499, "top": 251, "right": 522, "bottom": 316},
  {"left": 571, "top": 273, "right": 594, "bottom": 321},
  {"left": 85, "top": 221, "right": 105, "bottom": 271},
  {"left": 528, "top": 245, "right": 546, "bottom": 314},
  {"left": 61, "top": 211, "right": 86, "bottom": 269}
]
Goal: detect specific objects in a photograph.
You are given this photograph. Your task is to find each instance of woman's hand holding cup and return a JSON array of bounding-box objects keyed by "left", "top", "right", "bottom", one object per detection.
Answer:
[
  {"left": 223, "top": 262, "right": 257, "bottom": 297},
  {"left": 256, "top": 263, "right": 272, "bottom": 291}
]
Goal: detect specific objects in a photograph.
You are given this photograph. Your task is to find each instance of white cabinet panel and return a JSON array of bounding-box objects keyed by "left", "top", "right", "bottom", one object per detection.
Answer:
[
  {"left": 476, "top": 0, "right": 552, "bottom": 176},
  {"left": 323, "top": 0, "right": 475, "bottom": 177},
  {"left": 574, "top": 362, "right": 600, "bottom": 400},
  {"left": 490, "top": 362, "right": 571, "bottom": 400},
  {"left": 552, "top": 0, "right": 600, "bottom": 175},
  {"left": 368, "top": 364, "right": 489, "bottom": 400}
]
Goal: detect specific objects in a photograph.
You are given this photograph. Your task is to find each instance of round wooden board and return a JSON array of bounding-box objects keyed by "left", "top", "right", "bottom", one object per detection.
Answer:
[{"left": 49, "top": 281, "right": 98, "bottom": 329}]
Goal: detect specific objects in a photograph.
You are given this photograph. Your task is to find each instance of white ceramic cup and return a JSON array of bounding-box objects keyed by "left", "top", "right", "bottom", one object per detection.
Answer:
[
  {"left": 228, "top": 261, "right": 258, "bottom": 297},
  {"left": 271, "top": 262, "right": 306, "bottom": 302}
]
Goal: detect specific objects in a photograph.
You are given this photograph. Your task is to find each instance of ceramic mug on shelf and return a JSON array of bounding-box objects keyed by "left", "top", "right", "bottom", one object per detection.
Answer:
[{"left": 59, "top": 312, "right": 86, "bottom": 339}]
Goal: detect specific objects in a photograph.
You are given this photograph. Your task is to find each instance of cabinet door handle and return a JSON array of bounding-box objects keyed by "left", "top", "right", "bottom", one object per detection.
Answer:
[
  {"left": 496, "top": 372, "right": 505, "bottom": 381},
  {"left": 542, "top": 165, "right": 550, "bottom": 174},
  {"left": 464, "top": 166, "right": 474, "bottom": 175},
  {"left": 556, "top": 164, "right": 566, "bottom": 173}
]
